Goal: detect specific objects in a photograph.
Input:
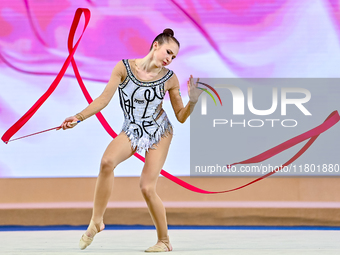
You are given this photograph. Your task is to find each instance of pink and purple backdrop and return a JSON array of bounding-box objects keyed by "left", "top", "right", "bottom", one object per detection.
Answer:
[{"left": 1, "top": 0, "right": 340, "bottom": 177}]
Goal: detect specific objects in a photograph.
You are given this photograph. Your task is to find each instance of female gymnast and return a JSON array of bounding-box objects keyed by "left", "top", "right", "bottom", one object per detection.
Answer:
[{"left": 60, "top": 28, "right": 202, "bottom": 252}]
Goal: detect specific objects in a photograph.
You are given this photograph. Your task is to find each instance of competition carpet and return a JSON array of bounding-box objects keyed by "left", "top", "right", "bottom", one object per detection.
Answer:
[{"left": 0, "top": 225, "right": 340, "bottom": 254}]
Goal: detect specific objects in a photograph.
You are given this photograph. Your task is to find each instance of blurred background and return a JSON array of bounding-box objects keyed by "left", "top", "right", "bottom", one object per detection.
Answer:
[{"left": 0, "top": 0, "right": 340, "bottom": 227}]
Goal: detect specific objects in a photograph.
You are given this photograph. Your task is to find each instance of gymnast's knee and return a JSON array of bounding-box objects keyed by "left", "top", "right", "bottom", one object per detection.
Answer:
[
  {"left": 140, "top": 183, "right": 156, "bottom": 199},
  {"left": 99, "top": 157, "right": 116, "bottom": 175}
]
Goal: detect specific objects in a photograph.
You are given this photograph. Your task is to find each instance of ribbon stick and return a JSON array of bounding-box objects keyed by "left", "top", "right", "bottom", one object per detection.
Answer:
[
  {"left": 2, "top": 8, "right": 339, "bottom": 194},
  {"left": 5, "top": 121, "right": 81, "bottom": 143},
  {"left": 6, "top": 126, "right": 61, "bottom": 144}
]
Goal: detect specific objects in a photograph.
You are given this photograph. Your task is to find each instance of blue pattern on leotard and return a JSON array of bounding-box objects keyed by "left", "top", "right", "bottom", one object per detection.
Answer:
[{"left": 118, "top": 59, "right": 174, "bottom": 153}]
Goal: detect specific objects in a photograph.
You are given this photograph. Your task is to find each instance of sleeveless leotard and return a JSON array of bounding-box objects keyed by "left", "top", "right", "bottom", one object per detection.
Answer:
[{"left": 118, "top": 59, "right": 174, "bottom": 153}]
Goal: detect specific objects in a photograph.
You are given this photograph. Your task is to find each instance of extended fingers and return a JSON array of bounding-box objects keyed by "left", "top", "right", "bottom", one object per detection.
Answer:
[
  {"left": 189, "top": 75, "right": 194, "bottom": 86},
  {"left": 188, "top": 75, "right": 201, "bottom": 93},
  {"left": 189, "top": 75, "right": 199, "bottom": 85}
]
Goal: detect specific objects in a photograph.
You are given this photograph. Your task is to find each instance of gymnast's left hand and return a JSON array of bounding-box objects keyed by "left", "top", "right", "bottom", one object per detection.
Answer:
[{"left": 187, "top": 75, "right": 203, "bottom": 103}]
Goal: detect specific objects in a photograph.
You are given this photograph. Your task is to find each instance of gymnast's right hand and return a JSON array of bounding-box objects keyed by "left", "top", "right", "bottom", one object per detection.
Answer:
[{"left": 58, "top": 116, "right": 80, "bottom": 130}]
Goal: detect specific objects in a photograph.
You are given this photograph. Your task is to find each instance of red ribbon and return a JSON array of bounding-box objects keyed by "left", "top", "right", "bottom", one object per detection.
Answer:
[
  {"left": 1, "top": 8, "right": 91, "bottom": 144},
  {"left": 163, "top": 110, "right": 339, "bottom": 194},
  {"left": 2, "top": 8, "right": 339, "bottom": 193}
]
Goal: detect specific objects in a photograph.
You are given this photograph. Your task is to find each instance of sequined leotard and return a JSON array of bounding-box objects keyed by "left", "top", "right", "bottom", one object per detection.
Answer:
[{"left": 118, "top": 59, "right": 174, "bottom": 153}]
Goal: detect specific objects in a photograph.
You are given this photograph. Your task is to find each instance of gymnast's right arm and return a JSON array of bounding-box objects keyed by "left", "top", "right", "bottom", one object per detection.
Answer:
[{"left": 59, "top": 60, "right": 125, "bottom": 130}]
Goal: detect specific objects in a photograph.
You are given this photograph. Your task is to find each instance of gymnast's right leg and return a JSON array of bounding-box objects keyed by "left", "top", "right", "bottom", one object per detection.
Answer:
[{"left": 79, "top": 132, "right": 136, "bottom": 250}]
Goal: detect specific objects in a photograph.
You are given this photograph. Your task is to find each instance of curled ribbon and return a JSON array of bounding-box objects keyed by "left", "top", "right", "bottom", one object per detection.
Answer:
[{"left": 1, "top": 8, "right": 339, "bottom": 193}]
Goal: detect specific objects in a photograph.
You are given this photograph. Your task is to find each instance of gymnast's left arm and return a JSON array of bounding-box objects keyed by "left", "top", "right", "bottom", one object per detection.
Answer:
[{"left": 168, "top": 73, "right": 203, "bottom": 123}]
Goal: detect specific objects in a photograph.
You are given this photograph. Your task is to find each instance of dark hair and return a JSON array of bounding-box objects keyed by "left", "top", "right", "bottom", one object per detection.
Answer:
[{"left": 149, "top": 28, "right": 180, "bottom": 51}]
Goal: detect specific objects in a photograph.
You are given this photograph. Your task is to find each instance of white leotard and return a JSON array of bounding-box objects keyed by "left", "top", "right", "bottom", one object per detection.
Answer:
[{"left": 118, "top": 59, "right": 174, "bottom": 153}]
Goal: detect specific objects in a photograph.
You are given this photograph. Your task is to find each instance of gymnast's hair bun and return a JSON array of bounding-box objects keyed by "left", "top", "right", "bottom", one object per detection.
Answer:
[
  {"left": 163, "top": 28, "right": 174, "bottom": 37},
  {"left": 149, "top": 28, "right": 179, "bottom": 51}
]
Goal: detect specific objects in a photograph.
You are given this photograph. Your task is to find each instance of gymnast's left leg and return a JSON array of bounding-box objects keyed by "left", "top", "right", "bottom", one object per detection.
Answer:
[{"left": 140, "top": 133, "right": 173, "bottom": 252}]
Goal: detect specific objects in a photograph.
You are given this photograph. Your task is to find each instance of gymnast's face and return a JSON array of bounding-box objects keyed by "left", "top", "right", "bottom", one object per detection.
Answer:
[{"left": 153, "top": 40, "right": 179, "bottom": 67}]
